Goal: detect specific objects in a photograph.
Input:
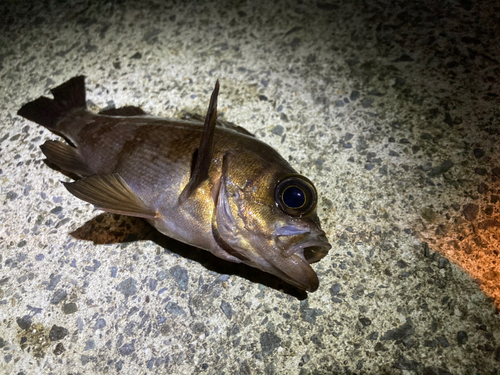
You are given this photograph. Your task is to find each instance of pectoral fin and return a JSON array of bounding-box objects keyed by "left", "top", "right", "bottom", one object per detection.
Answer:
[
  {"left": 63, "top": 174, "right": 158, "bottom": 219},
  {"left": 179, "top": 80, "right": 219, "bottom": 204}
]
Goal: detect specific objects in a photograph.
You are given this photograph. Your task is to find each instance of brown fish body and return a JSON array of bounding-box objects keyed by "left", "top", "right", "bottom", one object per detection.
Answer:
[{"left": 18, "top": 76, "right": 331, "bottom": 292}]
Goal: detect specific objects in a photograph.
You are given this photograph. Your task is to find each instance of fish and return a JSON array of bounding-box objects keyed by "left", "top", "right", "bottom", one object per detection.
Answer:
[{"left": 17, "top": 76, "right": 331, "bottom": 292}]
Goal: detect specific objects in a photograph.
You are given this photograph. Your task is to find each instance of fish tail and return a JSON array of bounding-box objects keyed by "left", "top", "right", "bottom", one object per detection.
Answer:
[{"left": 17, "top": 76, "right": 86, "bottom": 133}]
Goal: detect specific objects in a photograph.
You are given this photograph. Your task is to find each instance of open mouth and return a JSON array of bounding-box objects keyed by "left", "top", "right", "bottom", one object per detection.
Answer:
[
  {"left": 303, "top": 241, "right": 332, "bottom": 264},
  {"left": 285, "top": 238, "right": 331, "bottom": 262},
  {"left": 265, "top": 228, "right": 332, "bottom": 291},
  {"left": 275, "top": 226, "right": 332, "bottom": 264}
]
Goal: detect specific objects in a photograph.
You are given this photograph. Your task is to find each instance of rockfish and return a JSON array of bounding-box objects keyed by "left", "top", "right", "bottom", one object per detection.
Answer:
[{"left": 18, "top": 76, "right": 331, "bottom": 291}]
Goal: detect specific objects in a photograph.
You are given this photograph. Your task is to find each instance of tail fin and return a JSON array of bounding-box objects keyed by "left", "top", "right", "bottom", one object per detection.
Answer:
[{"left": 17, "top": 76, "right": 86, "bottom": 132}]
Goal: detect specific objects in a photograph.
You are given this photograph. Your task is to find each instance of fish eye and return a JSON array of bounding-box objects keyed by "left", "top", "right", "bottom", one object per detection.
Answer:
[
  {"left": 282, "top": 186, "right": 306, "bottom": 209},
  {"left": 275, "top": 175, "right": 317, "bottom": 216}
]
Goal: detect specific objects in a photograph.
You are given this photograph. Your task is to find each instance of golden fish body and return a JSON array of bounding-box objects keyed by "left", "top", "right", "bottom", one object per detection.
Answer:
[{"left": 18, "top": 76, "right": 331, "bottom": 292}]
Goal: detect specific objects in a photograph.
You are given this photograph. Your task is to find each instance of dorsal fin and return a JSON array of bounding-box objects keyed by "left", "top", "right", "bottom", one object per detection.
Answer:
[
  {"left": 178, "top": 80, "right": 219, "bottom": 204},
  {"left": 99, "top": 106, "right": 147, "bottom": 116},
  {"left": 184, "top": 113, "right": 254, "bottom": 137}
]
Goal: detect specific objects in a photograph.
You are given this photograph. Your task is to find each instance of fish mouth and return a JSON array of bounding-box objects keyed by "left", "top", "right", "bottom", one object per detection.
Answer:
[
  {"left": 264, "top": 227, "right": 332, "bottom": 292},
  {"left": 275, "top": 226, "right": 332, "bottom": 264},
  {"left": 285, "top": 238, "right": 331, "bottom": 291},
  {"left": 286, "top": 237, "right": 332, "bottom": 264}
]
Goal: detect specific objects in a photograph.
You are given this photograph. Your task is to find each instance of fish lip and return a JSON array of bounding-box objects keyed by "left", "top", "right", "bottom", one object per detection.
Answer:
[
  {"left": 277, "top": 230, "right": 332, "bottom": 264},
  {"left": 274, "top": 225, "right": 309, "bottom": 237},
  {"left": 262, "top": 251, "right": 320, "bottom": 292},
  {"left": 285, "top": 255, "right": 320, "bottom": 292}
]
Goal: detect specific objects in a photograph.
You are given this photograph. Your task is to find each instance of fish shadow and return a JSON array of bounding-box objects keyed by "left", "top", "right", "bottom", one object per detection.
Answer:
[{"left": 70, "top": 213, "right": 308, "bottom": 300}]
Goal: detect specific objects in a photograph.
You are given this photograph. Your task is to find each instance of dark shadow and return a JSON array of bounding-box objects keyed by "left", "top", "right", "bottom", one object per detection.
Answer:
[{"left": 70, "top": 213, "right": 308, "bottom": 300}]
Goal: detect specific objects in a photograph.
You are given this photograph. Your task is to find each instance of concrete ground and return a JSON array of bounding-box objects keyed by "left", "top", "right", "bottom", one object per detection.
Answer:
[{"left": 1, "top": 0, "right": 500, "bottom": 373}]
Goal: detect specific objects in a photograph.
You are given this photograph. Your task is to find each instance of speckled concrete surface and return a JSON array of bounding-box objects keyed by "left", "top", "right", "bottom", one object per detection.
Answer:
[{"left": 1, "top": 0, "right": 500, "bottom": 374}]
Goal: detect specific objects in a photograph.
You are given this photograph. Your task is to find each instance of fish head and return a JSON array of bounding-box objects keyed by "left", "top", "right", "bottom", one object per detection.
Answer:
[{"left": 213, "top": 160, "right": 331, "bottom": 292}]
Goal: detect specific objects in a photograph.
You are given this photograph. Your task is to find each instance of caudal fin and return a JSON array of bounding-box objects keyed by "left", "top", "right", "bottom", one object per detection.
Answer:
[{"left": 17, "top": 76, "right": 87, "bottom": 132}]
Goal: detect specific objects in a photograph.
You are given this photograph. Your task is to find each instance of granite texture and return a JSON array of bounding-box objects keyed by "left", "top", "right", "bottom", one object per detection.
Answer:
[{"left": 1, "top": 0, "right": 500, "bottom": 374}]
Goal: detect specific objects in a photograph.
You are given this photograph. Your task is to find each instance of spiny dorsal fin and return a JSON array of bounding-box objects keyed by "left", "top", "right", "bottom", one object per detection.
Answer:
[
  {"left": 64, "top": 174, "right": 158, "bottom": 219},
  {"left": 183, "top": 113, "right": 254, "bottom": 137},
  {"left": 178, "top": 80, "right": 220, "bottom": 204},
  {"left": 99, "top": 106, "right": 147, "bottom": 116}
]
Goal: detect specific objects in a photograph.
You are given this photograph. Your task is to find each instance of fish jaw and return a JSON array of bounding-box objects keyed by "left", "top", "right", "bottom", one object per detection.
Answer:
[
  {"left": 213, "top": 174, "right": 331, "bottom": 292},
  {"left": 256, "top": 228, "right": 332, "bottom": 292},
  {"left": 274, "top": 223, "right": 331, "bottom": 262},
  {"left": 214, "top": 219, "right": 331, "bottom": 291},
  {"left": 251, "top": 237, "right": 330, "bottom": 292}
]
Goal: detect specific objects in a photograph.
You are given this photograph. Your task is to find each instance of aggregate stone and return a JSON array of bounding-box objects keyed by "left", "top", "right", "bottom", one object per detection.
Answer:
[
  {"left": 62, "top": 303, "right": 78, "bottom": 314},
  {"left": 116, "top": 277, "right": 137, "bottom": 298},
  {"left": 50, "top": 289, "right": 68, "bottom": 305},
  {"left": 84, "top": 340, "right": 95, "bottom": 351},
  {"left": 380, "top": 318, "right": 415, "bottom": 341},
  {"left": 119, "top": 342, "right": 135, "bottom": 356},
  {"left": 16, "top": 316, "right": 32, "bottom": 330},
  {"left": 260, "top": 332, "right": 281, "bottom": 356},
  {"left": 49, "top": 325, "right": 68, "bottom": 341},
  {"left": 93, "top": 318, "right": 106, "bottom": 330},
  {"left": 457, "top": 331, "right": 468, "bottom": 345},
  {"left": 165, "top": 302, "right": 186, "bottom": 317},
  {"left": 463, "top": 203, "right": 479, "bottom": 221},
  {"left": 169, "top": 265, "right": 189, "bottom": 291}
]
